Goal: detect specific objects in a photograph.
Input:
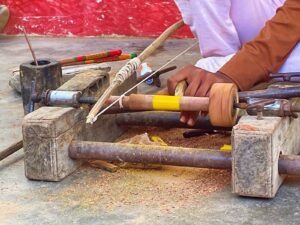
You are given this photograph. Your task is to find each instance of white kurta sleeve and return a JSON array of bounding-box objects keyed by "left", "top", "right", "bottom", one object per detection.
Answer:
[
  {"left": 175, "top": 0, "right": 241, "bottom": 57},
  {"left": 195, "top": 54, "right": 235, "bottom": 73}
]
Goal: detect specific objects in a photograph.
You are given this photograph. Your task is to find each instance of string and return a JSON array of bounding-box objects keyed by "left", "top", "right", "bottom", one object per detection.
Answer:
[
  {"left": 93, "top": 41, "right": 198, "bottom": 120},
  {"left": 113, "top": 57, "right": 141, "bottom": 84}
]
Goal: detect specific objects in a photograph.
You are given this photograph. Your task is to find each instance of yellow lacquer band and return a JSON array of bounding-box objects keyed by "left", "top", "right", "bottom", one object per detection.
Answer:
[
  {"left": 152, "top": 95, "right": 181, "bottom": 111},
  {"left": 220, "top": 144, "right": 232, "bottom": 152}
]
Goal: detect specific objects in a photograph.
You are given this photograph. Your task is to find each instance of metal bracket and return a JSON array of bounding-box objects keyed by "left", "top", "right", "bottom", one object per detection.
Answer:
[{"left": 246, "top": 99, "right": 276, "bottom": 120}]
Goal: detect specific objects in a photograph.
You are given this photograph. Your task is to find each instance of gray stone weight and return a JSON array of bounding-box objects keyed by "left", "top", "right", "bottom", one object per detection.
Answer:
[
  {"left": 20, "top": 59, "right": 62, "bottom": 114},
  {"left": 9, "top": 69, "right": 21, "bottom": 94}
]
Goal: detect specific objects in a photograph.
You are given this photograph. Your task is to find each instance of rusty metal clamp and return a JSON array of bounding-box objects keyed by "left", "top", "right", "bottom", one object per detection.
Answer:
[
  {"left": 245, "top": 98, "right": 299, "bottom": 119},
  {"left": 246, "top": 99, "right": 276, "bottom": 120}
]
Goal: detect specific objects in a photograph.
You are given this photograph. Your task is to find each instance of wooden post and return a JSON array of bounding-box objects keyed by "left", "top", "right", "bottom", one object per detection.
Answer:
[{"left": 232, "top": 108, "right": 300, "bottom": 198}]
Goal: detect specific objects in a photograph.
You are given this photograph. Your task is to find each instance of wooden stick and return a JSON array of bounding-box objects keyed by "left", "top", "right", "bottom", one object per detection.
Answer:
[
  {"left": 106, "top": 94, "right": 209, "bottom": 112},
  {"left": 23, "top": 27, "right": 38, "bottom": 66},
  {"left": 88, "top": 160, "right": 119, "bottom": 172},
  {"left": 138, "top": 20, "right": 184, "bottom": 61},
  {"left": 175, "top": 80, "right": 187, "bottom": 96},
  {"left": 86, "top": 20, "right": 185, "bottom": 124},
  {"left": 0, "top": 140, "right": 23, "bottom": 161}
]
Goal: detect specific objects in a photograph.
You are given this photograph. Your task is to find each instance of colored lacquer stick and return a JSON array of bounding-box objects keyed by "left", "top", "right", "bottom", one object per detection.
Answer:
[
  {"left": 62, "top": 53, "right": 137, "bottom": 66},
  {"left": 59, "top": 49, "right": 122, "bottom": 65}
]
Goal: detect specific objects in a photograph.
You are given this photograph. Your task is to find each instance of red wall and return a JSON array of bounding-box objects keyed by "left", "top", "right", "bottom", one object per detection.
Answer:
[{"left": 0, "top": 0, "right": 192, "bottom": 37}]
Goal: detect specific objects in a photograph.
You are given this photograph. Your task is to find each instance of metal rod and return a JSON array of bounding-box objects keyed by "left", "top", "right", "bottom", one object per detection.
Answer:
[
  {"left": 69, "top": 141, "right": 232, "bottom": 170},
  {"left": 69, "top": 140, "right": 300, "bottom": 175},
  {"left": 0, "top": 140, "right": 23, "bottom": 161},
  {"left": 278, "top": 155, "right": 300, "bottom": 176},
  {"left": 137, "top": 66, "right": 177, "bottom": 82},
  {"left": 114, "top": 111, "right": 232, "bottom": 130},
  {"left": 23, "top": 27, "right": 38, "bottom": 66},
  {"left": 270, "top": 72, "right": 300, "bottom": 82},
  {"left": 239, "top": 86, "right": 300, "bottom": 102},
  {"left": 79, "top": 96, "right": 98, "bottom": 104}
]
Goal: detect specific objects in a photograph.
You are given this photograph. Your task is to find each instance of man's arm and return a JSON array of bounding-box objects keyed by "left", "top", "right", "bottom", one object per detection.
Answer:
[
  {"left": 168, "top": 0, "right": 300, "bottom": 126},
  {"left": 219, "top": 0, "right": 300, "bottom": 91}
]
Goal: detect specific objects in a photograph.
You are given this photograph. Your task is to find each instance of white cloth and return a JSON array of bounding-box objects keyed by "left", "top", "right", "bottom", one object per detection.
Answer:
[
  {"left": 175, "top": 0, "right": 300, "bottom": 73},
  {"left": 195, "top": 54, "right": 234, "bottom": 73}
]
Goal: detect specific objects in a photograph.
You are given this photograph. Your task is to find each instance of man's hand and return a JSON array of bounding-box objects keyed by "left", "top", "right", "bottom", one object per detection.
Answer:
[{"left": 167, "top": 64, "right": 233, "bottom": 126}]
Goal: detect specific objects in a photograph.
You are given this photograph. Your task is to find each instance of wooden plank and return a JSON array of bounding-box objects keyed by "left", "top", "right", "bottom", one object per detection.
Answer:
[
  {"left": 58, "top": 69, "right": 109, "bottom": 93},
  {"left": 23, "top": 107, "right": 84, "bottom": 138}
]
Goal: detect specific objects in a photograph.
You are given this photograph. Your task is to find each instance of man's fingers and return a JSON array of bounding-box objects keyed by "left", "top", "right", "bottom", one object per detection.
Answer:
[
  {"left": 185, "top": 75, "right": 202, "bottom": 96},
  {"left": 195, "top": 81, "right": 210, "bottom": 97},
  {"left": 187, "top": 112, "right": 199, "bottom": 127},
  {"left": 167, "top": 65, "right": 194, "bottom": 95},
  {"left": 180, "top": 111, "right": 190, "bottom": 123},
  {"left": 180, "top": 111, "right": 197, "bottom": 127},
  {"left": 167, "top": 75, "right": 184, "bottom": 96}
]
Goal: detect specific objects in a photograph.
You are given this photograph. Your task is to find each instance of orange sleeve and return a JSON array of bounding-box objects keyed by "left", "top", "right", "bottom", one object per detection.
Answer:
[{"left": 219, "top": 0, "right": 300, "bottom": 91}]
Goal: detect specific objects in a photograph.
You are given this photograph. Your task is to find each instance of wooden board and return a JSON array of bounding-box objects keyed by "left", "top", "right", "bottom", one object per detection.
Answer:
[{"left": 58, "top": 69, "right": 110, "bottom": 96}]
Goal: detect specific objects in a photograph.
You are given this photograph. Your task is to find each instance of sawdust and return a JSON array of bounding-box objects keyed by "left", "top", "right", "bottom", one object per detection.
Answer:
[
  {"left": 43, "top": 127, "right": 231, "bottom": 213},
  {"left": 44, "top": 165, "right": 230, "bottom": 213},
  {"left": 117, "top": 126, "right": 231, "bottom": 150}
]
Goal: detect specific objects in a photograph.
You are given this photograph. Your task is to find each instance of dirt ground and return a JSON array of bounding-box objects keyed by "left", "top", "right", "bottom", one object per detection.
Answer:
[
  {"left": 3, "top": 37, "right": 300, "bottom": 225},
  {"left": 42, "top": 165, "right": 231, "bottom": 213}
]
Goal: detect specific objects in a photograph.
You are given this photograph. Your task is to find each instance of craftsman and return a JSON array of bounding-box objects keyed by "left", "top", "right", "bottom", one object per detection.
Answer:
[{"left": 168, "top": 0, "right": 300, "bottom": 126}]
